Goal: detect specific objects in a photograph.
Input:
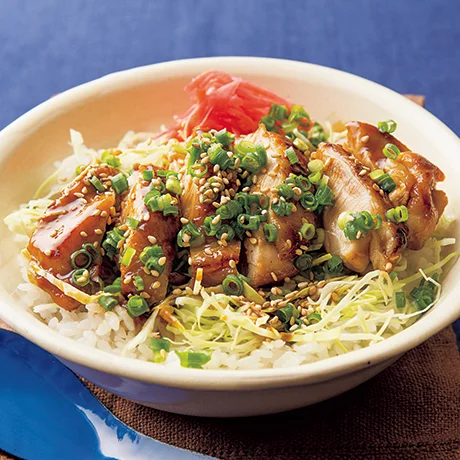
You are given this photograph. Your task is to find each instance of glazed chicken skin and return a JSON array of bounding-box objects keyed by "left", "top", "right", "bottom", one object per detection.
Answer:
[
  {"left": 243, "top": 126, "right": 317, "bottom": 286},
  {"left": 316, "top": 143, "right": 407, "bottom": 273},
  {"left": 27, "top": 165, "right": 117, "bottom": 310},
  {"left": 180, "top": 159, "right": 241, "bottom": 286},
  {"left": 118, "top": 165, "right": 179, "bottom": 304},
  {"left": 346, "top": 122, "right": 447, "bottom": 250}
]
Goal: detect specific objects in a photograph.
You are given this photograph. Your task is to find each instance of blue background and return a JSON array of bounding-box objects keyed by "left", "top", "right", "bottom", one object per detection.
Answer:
[{"left": 0, "top": 0, "right": 459, "bottom": 341}]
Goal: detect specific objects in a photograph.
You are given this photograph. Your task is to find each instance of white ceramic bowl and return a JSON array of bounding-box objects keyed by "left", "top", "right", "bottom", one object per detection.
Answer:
[{"left": 0, "top": 57, "right": 459, "bottom": 417}]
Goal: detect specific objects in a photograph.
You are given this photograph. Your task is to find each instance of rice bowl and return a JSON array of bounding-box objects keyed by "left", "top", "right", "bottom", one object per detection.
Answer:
[{"left": 0, "top": 57, "right": 459, "bottom": 416}]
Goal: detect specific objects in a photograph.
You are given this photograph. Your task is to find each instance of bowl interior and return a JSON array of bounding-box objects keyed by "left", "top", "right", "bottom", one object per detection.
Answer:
[{"left": 0, "top": 57, "right": 459, "bottom": 388}]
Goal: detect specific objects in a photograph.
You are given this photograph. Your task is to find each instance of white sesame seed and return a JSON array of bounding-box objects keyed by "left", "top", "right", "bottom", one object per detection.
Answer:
[
  {"left": 44, "top": 249, "right": 52, "bottom": 256},
  {"left": 158, "top": 257, "right": 167, "bottom": 266},
  {"left": 229, "top": 259, "right": 236, "bottom": 269},
  {"left": 101, "top": 211, "right": 108, "bottom": 217},
  {"left": 80, "top": 231, "right": 88, "bottom": 237},
  {"left": 204, "top": 248, "right": 213, "bottom": 255},
  {"left": 95, "top": 229, "right": 103, "bottom": 235},
  {"left": 152, "top": 281, "right": 161, "bottom": 289},
  {"left": 271, "top": 272, "right": 278, "bottom": 282},
  {"left": 180, "top": 217, "right": 189, "bottom": 225},
  {"left": 147, "top": 236, "right": 157, "bottom": 244},
  {"left": 361, "top": 135, "right": 370, "bottom": 143}
]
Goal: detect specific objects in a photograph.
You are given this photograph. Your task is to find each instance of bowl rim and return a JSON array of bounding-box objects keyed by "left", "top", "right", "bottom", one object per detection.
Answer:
[{"left": 1, "top": 56, "right": 460, "bottom": 391}]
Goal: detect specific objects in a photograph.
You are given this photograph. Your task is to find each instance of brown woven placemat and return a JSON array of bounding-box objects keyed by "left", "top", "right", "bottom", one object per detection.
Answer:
[{"left": 4, "top": 94, "right": 460, "bottom": 460}]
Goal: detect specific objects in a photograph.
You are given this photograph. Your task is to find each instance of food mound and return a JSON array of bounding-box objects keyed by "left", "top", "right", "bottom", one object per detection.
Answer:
[{"left": 5, "top": 71, "right": 456, "bottom": 370}]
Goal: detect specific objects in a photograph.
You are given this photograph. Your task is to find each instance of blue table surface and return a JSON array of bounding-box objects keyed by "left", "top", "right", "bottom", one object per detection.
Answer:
[{"left": 0, "top": 0, "right": 459, "bottom": 344}]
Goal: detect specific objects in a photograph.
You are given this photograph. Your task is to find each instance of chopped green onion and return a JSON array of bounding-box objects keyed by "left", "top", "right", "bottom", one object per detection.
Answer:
[
  {"left": 300, "top": 192, "right": 317, "bottom": 211},
  {"left": 190, "top": 163, "right": 208, "bottom": 178},
  {"left": 71, "top": 268, "right": 90, "bottom": 287},
  {"left": 121, "top": 247, "right": 136, "bottom": 267},
  {"left": 142, "top": 170, "right": 154, "bottom": 181},
  {"left": 139, "top": 245, "right": 164, "bottom": 260},
  {"left": 98, "top": 295, "right": 118, "bottom": 311},
  {"left": 214, "top": 128, "right": 234, "bottom": 147},
  {"left": 149, "top": 337, "right": 171, "bottom": 363},
  {"left": 241, "top": 152, "right": 261, "bottom": 173},
  {"left": 369, "top": 169, "right": 385, "bottom": 180},
  {"left": 177, "top": 223, "right": 205, "bottom": 248},
  {"left": 82, "top": 243, "right": 99, "bottom": 260},
  {"left": 203, "top": 215, "right": 222, "bottom": 236},
  {"left": 126, "top": 217, "right": 139, "bottom": 229},
  {"left": 308, "top": 159, "right": 324, "bottom": 173},
  {"left": 277, "top": 184, "right": 294, "bottom": 200},
  {"left": 263, "top": 223, "right": 278, "bottom": 243},
  {"left": 294, "top": 175, "right": 311, "bottom": 192},
  {"left": 255, "top": 145, "right": 268, "bottom": 168},
  {"left": 145, "top": 192, "right": 174, "bottom": 214},
  {"left": 300, "top": 223, "right": 315, "bottom": 240},
  {"left": 276, "top": 303, "right": 299, "bottom": 327},
  {"left": 222, "top": 274, "right": 244, "bottom": 296},
  {"left": 315, "top": 181, "right": 334, "bottom": 206},
  {"left": 174, "top": 350, "right": 212, "bottom": 369},
  {"left": 295, "top": 254, "right": 313, "bottom": 271},
  {"left": 208, "top": 144, "right": 233, "bottom": 170},
  {"left": 238, "top": 214, "right": 261, "bottom": 231},
  {"left": 382, "top": 143, "right": 400, "bottom": 160},
  {"left": 395, "top": 291, "right": 406, "bottom": 308},
  {"left": 162, "top": 205, "right": 179, "bottom": 217},
  {"left": 102, "top": 227, "right": 125, "bottom": 260},
  {"left": 376, "top": 173, "right": 397, "bottom": 193},
  {"left": 70, "top": 249, "right": 92, "bottom": 269},
  {"left": 261, "top": 116, "right": 275, "bottom": 131},
  {"left": 156, "top": 170, "right": 177, "bottom": 177},
  {"left": 308, "top": 171, "right": 322, "bottom": 185},
  {"left": 216, "top": 224, "right": 235, "bottom": 242},
  {"left": 386, "top": 205, "right": 409, "bottom": 223},
  {"left": 285, "top": 146, "right": 299, "bottom": 165},
  {"left": 307, "top": 312, "right": 322, "bottom": 324},
  {"left": 112, "top": 173, "right": 129, "bottom": 194},
  {"left": 308, "top": 123, "right": 328, "bottom": 147},
  {"left": 410, "top": 274, "right": 438, "bottom": 310},
  {"left": 337, "top": 212, "right": 352, "bottom": 230},
  {"left": 103, "top": 277, "right": 121, "bottom": 294},
  {"left": 127, "top": 295, "right": 149, "bottom": 317},
  {"left": 342, "top": 211, "right": 382, "bottom": 240},
  {"left": 269, "top": 104, "right": 287, "bottom": 121},
  {"left": 166, "top": 176, "right": 182, "bottom": 195},
  {"left": 325, "top": 255, "right": 343, "bottom": 276},
  {"left": 216, "top": 200, "right": 243, "bottom": 220},
  {"left": 272, "top": 198, "right": 294, "bottom": 217},
  {"left": 133, "top": 276, "right": 144, "bottom": 291},
  {"left": 89, "top": 176, "right": 105, "bottom": 193},
  {"left": 378, "top": 119, "right": 397, "bottom": 134},
  {"left": 101, "top": 151, "right": 121, "bottom": 168},
  {"left": 144, "top": 189, "right": 161, "bottom": 210},
  {"left": 289, "top": 105, "right": 310, "bottom": 122},
  {"left": 140, "top": 245, "right": 166, "bottom": 274},
  {"left": 293, "top": 138, "right": 309, "bottom": 152}
]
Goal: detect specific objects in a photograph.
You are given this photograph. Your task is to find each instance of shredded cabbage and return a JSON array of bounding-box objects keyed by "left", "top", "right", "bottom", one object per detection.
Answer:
[{"left": 122, "top": 238, "right": 458, "bottom": 360}]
